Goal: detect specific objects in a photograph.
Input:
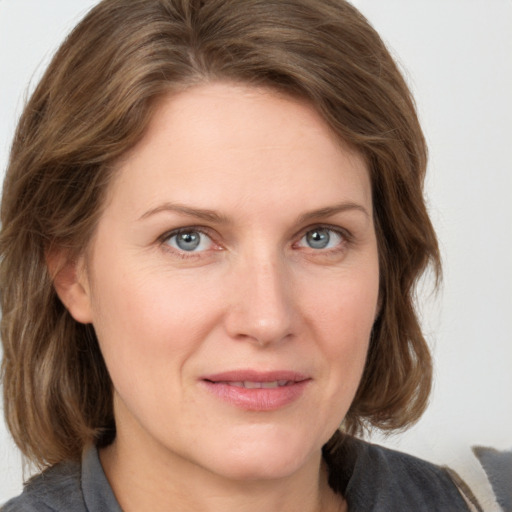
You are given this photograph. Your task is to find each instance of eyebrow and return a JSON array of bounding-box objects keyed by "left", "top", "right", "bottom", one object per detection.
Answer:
[
  {"left": 139, "top": 202, "right": 230, "bottom": 224},
  {"left": 139, "top": 201, "right": 370, "bottom": 224},
  {"left": 297, "top": 202, "right": 370, "bottom": 224}
]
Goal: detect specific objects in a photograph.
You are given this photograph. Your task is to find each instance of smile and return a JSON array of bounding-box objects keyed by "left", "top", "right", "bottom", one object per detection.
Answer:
[
  {"left": 218, "top": 380, "right": 293, "bottom": 388},
  {"left": 201, "top": 371, "right": 311, "bottom": 411}
]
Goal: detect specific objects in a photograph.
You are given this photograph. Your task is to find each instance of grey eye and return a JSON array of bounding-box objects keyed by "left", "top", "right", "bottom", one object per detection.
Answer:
[
  {"left": 175, "top": 232, "right": 201, "bottom": 251},
  {"left": 298, "top": 228, "right": 343, "bottom": 250},
  {"left": 306, "top": 229, "right": 331, "bottom": 249},
  {"left": 166, "top": 230, "right": 213, "bottom": 252}
]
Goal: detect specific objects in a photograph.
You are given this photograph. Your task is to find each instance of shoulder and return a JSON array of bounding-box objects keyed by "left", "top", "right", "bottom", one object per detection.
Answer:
[
  {"left": 324, "top": 435, "right": 471, "bottom": 511},
  {"left": 1, "top": 459, "right": 84, "bottom": 512}
]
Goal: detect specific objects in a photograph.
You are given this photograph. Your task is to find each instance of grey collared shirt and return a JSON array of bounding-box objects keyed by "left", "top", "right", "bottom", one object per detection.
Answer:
[
  {"left": 2, "top": 437, "right": 472, "bottom": 511},
  {"left": 2, "top": 447, "right": 121, "bottom": 512}
]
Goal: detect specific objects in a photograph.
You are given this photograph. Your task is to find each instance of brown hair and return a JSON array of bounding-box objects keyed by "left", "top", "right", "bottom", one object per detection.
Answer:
[{"left": 1, "top": 0, "right": 440, "bottom": 467}]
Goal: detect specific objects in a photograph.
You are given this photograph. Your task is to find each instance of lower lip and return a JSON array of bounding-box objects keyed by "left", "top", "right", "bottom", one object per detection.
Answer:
[{"left": 201, "top": 380, "right": 310, "bottom": 411}]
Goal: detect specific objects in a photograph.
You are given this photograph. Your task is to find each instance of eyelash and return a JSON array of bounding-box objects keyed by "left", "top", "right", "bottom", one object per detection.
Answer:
[
  {"left": 295, "top": 224, "right": 352, "bottom": 252},
  {"left": 159, "top": 226, "right": 216, "bottom": 259},
  {"left": 158, "top": 224, "right": 352, "bottom": 258}
]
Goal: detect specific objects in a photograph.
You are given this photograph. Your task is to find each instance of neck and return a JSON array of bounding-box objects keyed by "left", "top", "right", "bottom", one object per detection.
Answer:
[{"left": 100, "top": 434, "right": 345, "bottom": 512}]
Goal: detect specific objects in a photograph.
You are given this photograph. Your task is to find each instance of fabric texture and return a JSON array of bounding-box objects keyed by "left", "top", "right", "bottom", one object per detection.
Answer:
[
  {"left": 323, "top": 434, "right": 471, "bottom": 511},
  {"left": 473, "top": 446, "right": 512, "bottom": 512},
  {"left": 1, "top": 447, "right": 120, "bottom": 512},
  {"left": 2, "top": 436, "right": 471, "bottom": 511}
]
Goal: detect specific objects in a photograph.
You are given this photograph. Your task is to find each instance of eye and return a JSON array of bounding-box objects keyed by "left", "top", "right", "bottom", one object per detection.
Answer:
[
  {"left": 297, "top": 227, "right": 344, "bottom": 250},
  {"left": 164, "top": 229, "right": 214, "bottom": 252}
]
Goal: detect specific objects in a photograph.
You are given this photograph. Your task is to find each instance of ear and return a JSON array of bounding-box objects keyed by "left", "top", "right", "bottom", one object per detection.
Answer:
[{"left": 46, "top": 249, "right": 93, "bottom": 324}]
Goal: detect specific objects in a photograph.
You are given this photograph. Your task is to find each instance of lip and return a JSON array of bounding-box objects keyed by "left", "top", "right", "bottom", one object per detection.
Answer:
[{"left": 200, "top": 370, "right": 311, "bottom": 411}]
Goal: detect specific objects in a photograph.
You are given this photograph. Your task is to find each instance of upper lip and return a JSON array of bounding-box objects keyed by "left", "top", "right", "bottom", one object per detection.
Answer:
[{"left": 201, "top": 370, "right": 310, "bottom": 383}]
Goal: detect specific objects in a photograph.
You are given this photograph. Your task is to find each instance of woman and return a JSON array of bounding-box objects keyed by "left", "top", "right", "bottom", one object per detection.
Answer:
[{"left": 0, "top": 0, "right": 476, "bottom": 510}]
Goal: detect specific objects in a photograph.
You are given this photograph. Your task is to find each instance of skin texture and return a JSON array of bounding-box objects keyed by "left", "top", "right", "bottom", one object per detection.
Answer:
[{"left": 57, "top": 82, "right": 379, "bottom": 512}]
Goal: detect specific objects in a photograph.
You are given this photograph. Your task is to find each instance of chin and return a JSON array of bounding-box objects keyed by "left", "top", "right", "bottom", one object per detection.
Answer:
[
  {"left": 195, "top": 427, "right": 323, "bottom": 482},
  {"left": 210, "top": 453, "right": 310, "bottom": 482}
]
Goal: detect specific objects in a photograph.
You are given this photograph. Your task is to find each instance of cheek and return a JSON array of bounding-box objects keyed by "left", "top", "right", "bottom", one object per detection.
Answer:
[
  {"left": 304, "top": 265, "right": 379, "bottom": 338},
  {"left": 302, "top": 266, "right": 378, "bottom": 383},
  {"left": 88, "top": 262, "right": 224, "bottom": 382}
]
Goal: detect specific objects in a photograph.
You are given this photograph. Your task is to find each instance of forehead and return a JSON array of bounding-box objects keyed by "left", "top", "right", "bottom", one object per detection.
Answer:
[{"left": 108, "top": 82, "right": 371, "bottom": 219}]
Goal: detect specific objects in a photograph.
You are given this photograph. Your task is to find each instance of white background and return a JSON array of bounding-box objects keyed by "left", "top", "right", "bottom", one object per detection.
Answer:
[{"left": 1, "top": 0, "right": 511, "bottom": 503}]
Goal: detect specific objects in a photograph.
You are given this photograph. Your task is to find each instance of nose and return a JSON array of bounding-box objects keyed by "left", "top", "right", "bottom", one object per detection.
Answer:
[{"left": 224, "top": 252, "right": 296, "bottom": 347}]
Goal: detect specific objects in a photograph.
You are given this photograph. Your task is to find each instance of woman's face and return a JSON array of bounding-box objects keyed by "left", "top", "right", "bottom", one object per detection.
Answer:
[{"left": 74, "top": 82, "right": 379, "bottom": 481}]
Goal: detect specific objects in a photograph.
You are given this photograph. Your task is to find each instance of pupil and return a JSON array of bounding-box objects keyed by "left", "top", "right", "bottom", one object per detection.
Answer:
[
  {"left": 307, "top": 229, "right": 330, "bottom": 249},
  {"left": 176, "top": 232, "right": 200, "bottom": 251}
]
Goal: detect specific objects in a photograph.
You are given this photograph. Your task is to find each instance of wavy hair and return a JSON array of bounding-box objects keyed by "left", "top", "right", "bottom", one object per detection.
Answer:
[{"left": 0, "top": 0, "right": 440, "bottom": 467}]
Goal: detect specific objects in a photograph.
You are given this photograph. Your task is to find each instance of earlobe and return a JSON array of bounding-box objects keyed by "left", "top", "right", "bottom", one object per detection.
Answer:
[{"left": 46, "top": 250, "right": 94, "bottom": 324}]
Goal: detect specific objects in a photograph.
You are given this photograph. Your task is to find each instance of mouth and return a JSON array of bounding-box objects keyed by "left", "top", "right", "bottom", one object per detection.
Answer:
[
  {"left": 213, "top": 380, "right": 296, "bottom": 389},
  {"left": 200, "top": 370, "right": 311, "bottom": 411}
]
